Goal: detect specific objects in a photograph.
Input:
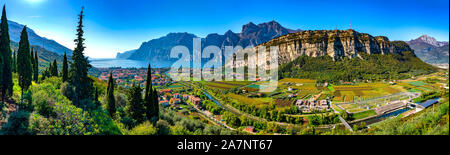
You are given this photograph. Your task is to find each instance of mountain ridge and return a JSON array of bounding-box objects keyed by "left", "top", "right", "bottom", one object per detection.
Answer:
[
  {"left": 8, "top": 20, "right": 72, "bottom": 56},
  {"left": 117, "top": 21, "right": 301, "bottom": 65}
]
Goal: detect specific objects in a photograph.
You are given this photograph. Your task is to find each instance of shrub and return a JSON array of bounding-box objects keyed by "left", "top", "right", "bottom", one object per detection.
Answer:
[
  {"left": 128, "top": 121, "right": 157, "bottom": 135},
  {"left": 1, "top": 110, "right": 32, "bottom": 135}
]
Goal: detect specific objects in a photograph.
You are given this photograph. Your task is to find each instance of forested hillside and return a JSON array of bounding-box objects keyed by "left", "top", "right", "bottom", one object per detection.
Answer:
[{"left": 279, "top": 51, "right": 438, "bottom": 83}]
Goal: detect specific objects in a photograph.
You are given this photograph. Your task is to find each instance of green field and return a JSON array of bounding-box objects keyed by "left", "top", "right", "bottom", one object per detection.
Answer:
[
  {"left": 201, "top": 81, "right": 253, "bottom": 90},
  {"left": 352, "top": 110, "right": 377, "bottom": 120}
]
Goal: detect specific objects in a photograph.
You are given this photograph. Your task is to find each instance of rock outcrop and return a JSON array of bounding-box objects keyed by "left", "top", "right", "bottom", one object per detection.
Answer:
[{"left": 227, "top": 29, "right": 413, "bottom": 68}]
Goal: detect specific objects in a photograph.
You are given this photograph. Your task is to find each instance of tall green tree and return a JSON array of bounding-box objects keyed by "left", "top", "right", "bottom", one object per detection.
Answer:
[
  {"left": 106, "top": 72, "right": 116, "bottom": 118},
  {"left": 51, "top": 59, "right": 58, "bottom": 77},
  {"left": 0, "top": 5, "right": 13, "bottom": 100},
  {"left": 17, "top": 26, "right": 32, "bottom": 96},
  {"left": 152, "top": 88, "right": 159, "bottom": 120},
  {"left": 12, "top": 50, "right": 16, "bottom": 73},
  {"left": 69, "top": 7, "right": 93, "bottom": 107},
  {"left": 144, "top": 64, "right": 159, "bottom": 122},
  {"left": 62, "top": 51, "right": 68, "bottom": 82},
  {"left": 126, "top": 83, "right": 145, "bottom": 124},
  {"left": 30, "top": 49, "right": 35, "bottom": 80},
  {"left": 48, "top": 61, "right": 53, "bottom": 76},
  {"left": 33, "top": 51, "right": 38, "bottom": 82},
  {"left": 144, "top": 64, "right": 153, "bottom": 121}
]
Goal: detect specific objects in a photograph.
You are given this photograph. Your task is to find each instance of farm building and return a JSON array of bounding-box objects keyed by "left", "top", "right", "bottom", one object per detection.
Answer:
[
  {"left": 189, "top": 96, "right": 202, "bottom": 106},
  {"left": 416, "top": 99, "right": 439, "bottom": 112},
  {"left": 295, "top": 99, "right": 330, "bottom": 113}
]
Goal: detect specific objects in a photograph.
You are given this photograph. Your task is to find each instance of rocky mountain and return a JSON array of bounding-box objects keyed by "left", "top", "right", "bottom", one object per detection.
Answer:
[
  {"left": 127, "top": 32, "right": 197, "bottom": 67},
  {"left": 408, "top": 35, "right": 448, "bottom": 47},
  {"left": 116, "top": 49, "right": 137, "bottom": 59},
  {"left": 227, "top": 29, "right": 414, "bottom": 68},
  {"left": 407, "top": 35, "right": 449, "bottom": 64},
  {"left": 119, "top": 21, "right": 301, "bottom": 67},
  {"left": 8, "top": 20, "right": 72, "bottom": 56}
]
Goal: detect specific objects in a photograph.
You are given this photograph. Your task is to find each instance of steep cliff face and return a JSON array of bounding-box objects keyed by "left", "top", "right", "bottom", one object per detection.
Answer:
[{"left": 227, "top": 30, "right": 413, "bottom": 67}]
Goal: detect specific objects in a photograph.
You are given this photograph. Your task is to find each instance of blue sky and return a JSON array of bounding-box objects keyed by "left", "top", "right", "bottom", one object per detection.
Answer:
[{"left": 2, "top": 0, "right": 449, "bottom": 58}]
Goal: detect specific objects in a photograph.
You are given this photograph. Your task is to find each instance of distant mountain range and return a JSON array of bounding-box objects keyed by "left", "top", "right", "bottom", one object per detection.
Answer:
[
  {"left": 116, "top": 21, "right": 301, "bottom": 67},
  {"left": 8, "top": 20, "right": 72, "bottom": 56},
  {"left": 407, "top": 35, "right": 449, "bottom": 64},
  {"left": 120, "top": 21, "right": 448, "bottom": 68}
]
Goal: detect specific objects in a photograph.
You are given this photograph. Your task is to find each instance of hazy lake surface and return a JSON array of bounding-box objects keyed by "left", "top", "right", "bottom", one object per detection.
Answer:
[{"left": 90, "top": 58, "right": 149, "bottom": 68}]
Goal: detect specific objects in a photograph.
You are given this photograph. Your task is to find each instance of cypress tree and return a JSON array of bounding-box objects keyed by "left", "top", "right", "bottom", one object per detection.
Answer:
[
  {"left": 17, "top": 26, "right": 32, "bottom": 96},
  {"left": 144, "top": 64, "right": 153, "bottom": 121},
  {"left": 126, "top": 83, "right": 144, "bottom": 124},
  {"left": 12, "top": 50, "right": 16, "bottom": 73},
  {"left": 30, "top": 49, "right": 35, "bottom": 80},
  {"left": 152, "top": 88, "right": 159, "bottom": 121},
  {"left": 70, "top": 7, "right": 93, "bottom": 107},
  {"left": 30, "top": 49, "right": 34, "bottom": 69},
  {"left": 106, "top": 72, "right": 116, "bottom": 118},
  {"left": 0, "top": 5, "right": 13, "bottom": 99},
  {"left": 62, "top": 51, "right": 68, "bottom": 82},
  {"left": 48, "top": 61, "right": 53, "bottom": 77},
  {"left": 34, "top": 51, "right": 38, "bottom": 82},
  {"left": 51, "top": 59, "right": 58, "bottom": 77}
]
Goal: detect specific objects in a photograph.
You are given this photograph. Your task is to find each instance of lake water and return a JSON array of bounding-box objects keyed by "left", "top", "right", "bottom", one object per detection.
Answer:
[{"left": 89, "top": 58, "right": 150, "bottom": 68}]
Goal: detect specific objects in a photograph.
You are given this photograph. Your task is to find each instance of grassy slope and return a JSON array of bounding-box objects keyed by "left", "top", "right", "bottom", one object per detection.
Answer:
[{"left": 366, "top": 98, "right": 449, "bottom": 135}]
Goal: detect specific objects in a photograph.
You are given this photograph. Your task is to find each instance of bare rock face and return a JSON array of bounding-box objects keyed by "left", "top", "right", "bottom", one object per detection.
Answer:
[{"left": 227, "top": 29, "right": 413, "bottom": 68}]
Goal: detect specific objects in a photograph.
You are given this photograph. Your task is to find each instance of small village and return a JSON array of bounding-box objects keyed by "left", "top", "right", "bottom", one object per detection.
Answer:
[{"left": 96, "top": 67, "right": 172, "bottom": 88}]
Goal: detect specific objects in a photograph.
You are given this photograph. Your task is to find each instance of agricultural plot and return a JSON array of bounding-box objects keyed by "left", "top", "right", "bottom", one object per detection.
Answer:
[
  {"left": 279, "top": 78, "right": 315, "bottom": 83},
  {"left": 273, "top": 99, "right": 293, "bottom": 107},
  {"left": 331, "top": 83, "right": 403, "bottom": 103},
  {"left": 227, "top": 93, "right": 268, "bottom": 107},
  {"left": 201, "top": 81, "right": 253, "bottom": 90},
  {"left": 167, "top": 84, "right": 185, "bottom": 89},
  {"left": 397, "top": 80, "right": 440, "bottom": 93}
]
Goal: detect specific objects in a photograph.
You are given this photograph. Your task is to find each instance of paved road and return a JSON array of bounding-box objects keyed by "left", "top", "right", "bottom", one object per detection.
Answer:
[{"left": 339, "top": 116, "right": 353, "bottom": 132}]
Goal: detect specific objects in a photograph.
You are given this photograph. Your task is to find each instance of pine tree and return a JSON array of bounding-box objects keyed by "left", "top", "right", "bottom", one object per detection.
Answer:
[
  {"left": 51, "top": 59, "right": 58, "bottom": 77},
  {"left": 106, "top": 72, "right": 116, "bottom": 118},
  {"left": 69, "top": 7, "right": 93, "bottom": 107},
  {"left": 34, "top": 51, "right": 38, "bottom": 82},
  {"left": 17, "top": 26, "right": 32, "bottom": 96},
  {"left": 0, "top": 5, "right": 13, "bottom": 99},
  {"left": 62, "top": 51, "right": 68, "bottom": 82},
  {"left": 126, "top": 83, "right": 144, "bottom": 124}
]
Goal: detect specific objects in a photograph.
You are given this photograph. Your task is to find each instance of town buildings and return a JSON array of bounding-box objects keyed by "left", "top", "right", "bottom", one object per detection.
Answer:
[{"left": 295, "top": 99, "right": 330, "bottom": 113}]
